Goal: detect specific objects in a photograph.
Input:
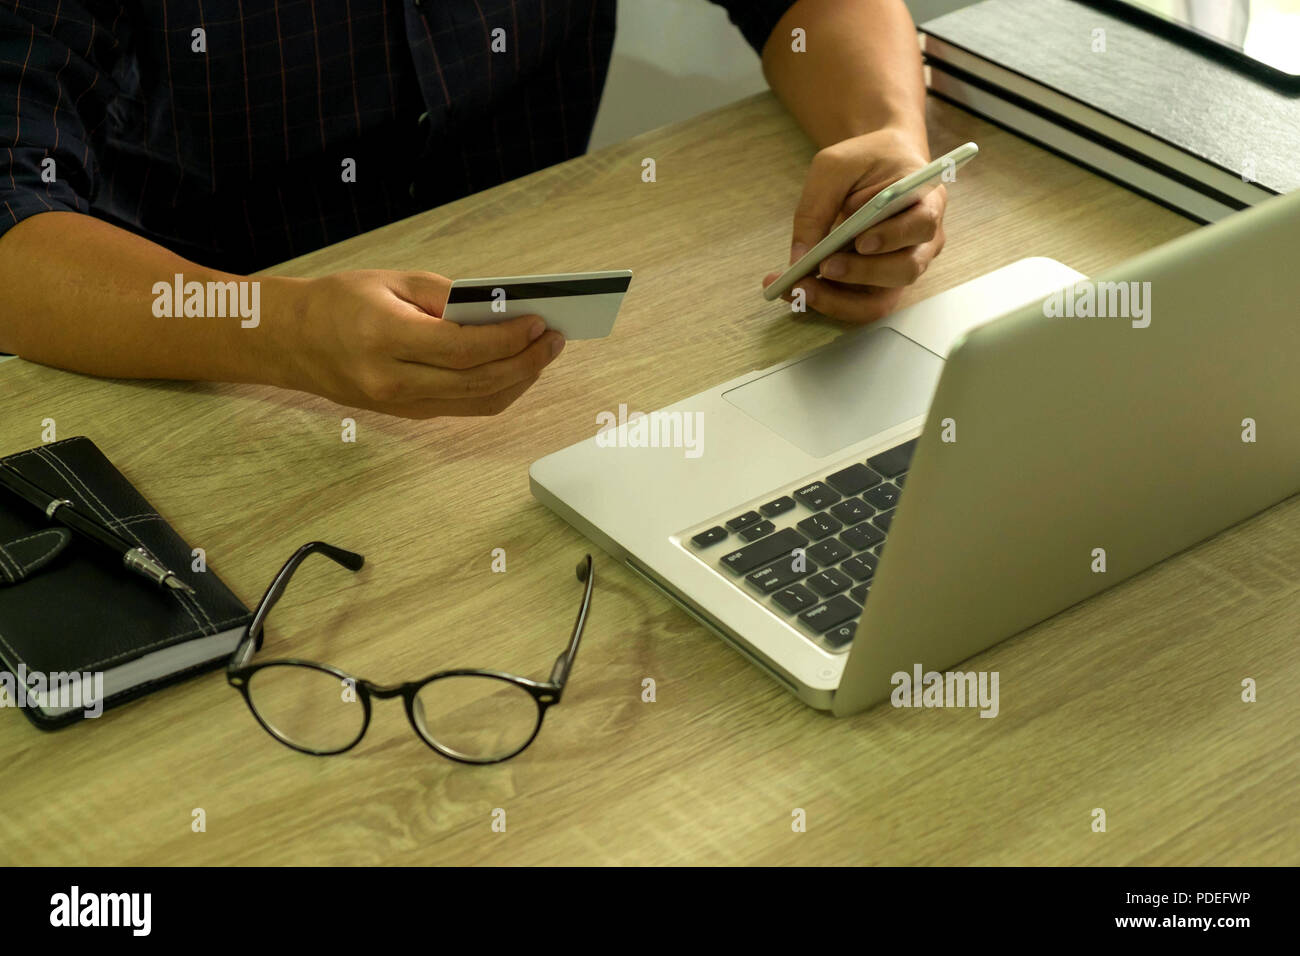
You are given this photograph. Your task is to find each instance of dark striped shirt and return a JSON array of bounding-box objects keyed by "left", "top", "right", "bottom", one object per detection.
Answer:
[{"left": 0, "top": 0, "right": 794, "bottom": 274}]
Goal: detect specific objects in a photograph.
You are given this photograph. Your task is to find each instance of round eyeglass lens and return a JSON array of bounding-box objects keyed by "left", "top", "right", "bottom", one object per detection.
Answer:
[
  {"left": 412, "top": 675, "right": 541, "bottom": 762},
  {"left": 246, "top": 662, "right": 366, "bottom": 753}
]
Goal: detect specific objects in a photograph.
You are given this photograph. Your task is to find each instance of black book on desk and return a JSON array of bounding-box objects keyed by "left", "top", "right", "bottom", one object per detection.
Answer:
[
  {"left": 0, "top": 437, "right": 250, "bottom": 729},
  {"left": 920, "top": 0, "right": 1300, "bottom": 223}
]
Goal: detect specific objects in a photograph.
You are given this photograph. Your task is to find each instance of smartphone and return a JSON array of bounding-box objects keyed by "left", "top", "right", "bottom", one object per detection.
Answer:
[{"left": 763, "top": 141, "right": 978, "bottom": 301}]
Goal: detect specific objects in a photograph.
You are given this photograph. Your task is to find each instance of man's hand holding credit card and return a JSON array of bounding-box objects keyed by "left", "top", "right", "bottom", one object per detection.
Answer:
[{"left": 442, "top": 270, "right": 634, "bottom": 339}]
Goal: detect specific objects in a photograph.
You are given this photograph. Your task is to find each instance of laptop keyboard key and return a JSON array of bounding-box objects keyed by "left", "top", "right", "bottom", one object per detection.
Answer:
[
  {"left": 760, "top": 496, "right": 796, "bottom": 518},
  {"left": 824, "top": 621, "right": 857, "bottom": 648},
  {"left": 772, "top": 584, "right": 817, "bottom": 614},
  {"left": 829, "top": 497, "right": 873, "bottom": 525},
  {"left": 807, "top": 568, "right": 853, "bottom": 597},
  {"left": 842, "top": 554, "right": 878, "bottom": 582},
  {"left": 862, "top": 483, "right": 901, "bottom": 511},
  {"left": 796, "top": 512, "right": 843, "bottom": 540},
  {"left": 867, "top": 439, "right": 917, "bottom": 478},
  {"left": 798, "top": 595, "right": 860, "bottom": 632},
  {"left": 841, "top": 521, "right": 884, "bottom": 551},
  {"left": 700, "top": 447, "right": 910, "bottom": 644},
  {"left": 793, "top": 481, "right": 840, "bottom": 511},
  {"left": 746, "top": 557, "right": 811, "bottom": 594},
  {"left": 691, "top": 526, "right": 728, "bottom": 548},
  {"left": 726, "top": 511, "right": 761, "bottom": 531},
  {"left": 825, "top": 463, "right": 882, "bottom": 496},
  {"left": 720, "top": 527, "right": 808, "bottom": 575},
  {"left": 807, "top": 538, "right": 850, "bottom": 566}
]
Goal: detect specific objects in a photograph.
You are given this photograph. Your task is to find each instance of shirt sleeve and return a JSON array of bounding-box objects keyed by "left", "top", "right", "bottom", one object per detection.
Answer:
[
  {"left": 706, "top": 0, "right": 798, "bottom": 55},
  {"left": 0, "top": 1, "right": 121, "bottom": 243}
]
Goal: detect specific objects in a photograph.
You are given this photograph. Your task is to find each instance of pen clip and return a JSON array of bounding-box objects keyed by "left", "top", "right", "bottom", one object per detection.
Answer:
[{"left": 45, "top": 498, "right": 74, "bottom": 519}]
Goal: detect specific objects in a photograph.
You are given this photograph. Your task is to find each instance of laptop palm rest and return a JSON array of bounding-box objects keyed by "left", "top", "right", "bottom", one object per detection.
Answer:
[{"left": 722, "top": 327, "right": 944, "bottom": 458}]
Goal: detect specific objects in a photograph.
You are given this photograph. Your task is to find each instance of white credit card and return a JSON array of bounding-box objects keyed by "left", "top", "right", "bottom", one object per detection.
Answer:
[{"left": 442, "top": 270, "right": 633, "bottom": 339}]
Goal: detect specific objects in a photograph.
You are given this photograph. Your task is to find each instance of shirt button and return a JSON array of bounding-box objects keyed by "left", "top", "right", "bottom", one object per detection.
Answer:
[{"left": 417, "top": 111, "right": 429, "bottom": 128}]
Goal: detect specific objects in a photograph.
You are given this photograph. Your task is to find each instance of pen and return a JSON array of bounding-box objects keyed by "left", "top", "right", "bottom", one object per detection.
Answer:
[{"left": 0, "top": 461, "right": 197, "bottom": 596}]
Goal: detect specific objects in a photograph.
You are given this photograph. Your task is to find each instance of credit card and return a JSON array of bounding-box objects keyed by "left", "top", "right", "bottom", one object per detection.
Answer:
[{"left": 442, "top": 270, "right": 633, "bottom": 339}]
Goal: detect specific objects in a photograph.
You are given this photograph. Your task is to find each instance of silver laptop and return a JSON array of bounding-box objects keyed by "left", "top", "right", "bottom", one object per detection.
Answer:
[{"left": 530, "top": 190, "right": 1300, "bottom": 716}]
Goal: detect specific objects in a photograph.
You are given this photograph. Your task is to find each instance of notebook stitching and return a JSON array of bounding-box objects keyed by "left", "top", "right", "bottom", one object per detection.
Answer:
[
  {"left": 0, "top": 546, "right": 18, "bottom": 582},
  {"left": 32, "top": 446, "right": 211, "bottom": 634},
  {"left": 76, "top": 613, "right": 251, "bottom": 670},
  {"left": 115, "top": 514, "right": 165, "bottom": 526},
  {"left": 0, "top": 541, "right": 22, "bottom": 578},
  {"left": 1, "top": 436, "right": 83, "bottom": 461},
  {"left": 1, "top": 530, "right": 67, "bottom": 574}
]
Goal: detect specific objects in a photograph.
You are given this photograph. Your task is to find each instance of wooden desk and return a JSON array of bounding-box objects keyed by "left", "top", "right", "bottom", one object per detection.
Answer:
[{"left": 3, "top": 94, "right": 1296, "bottom": 865}]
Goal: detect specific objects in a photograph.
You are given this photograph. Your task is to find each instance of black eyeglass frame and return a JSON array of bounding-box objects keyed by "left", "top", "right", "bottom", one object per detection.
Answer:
[{"left": 226, "top": 542, "right": 593, "bottom": 765}]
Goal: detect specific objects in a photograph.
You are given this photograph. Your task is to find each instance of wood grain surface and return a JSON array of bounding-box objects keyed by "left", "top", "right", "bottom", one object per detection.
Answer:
[{"left": 2, "top": 93, "right": 1295, "bottom": 865}]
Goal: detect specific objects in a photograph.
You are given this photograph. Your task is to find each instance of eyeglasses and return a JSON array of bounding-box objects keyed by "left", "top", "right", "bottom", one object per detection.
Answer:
[{"left": 226, "top": 542, "right": 593, "bottom": 764}]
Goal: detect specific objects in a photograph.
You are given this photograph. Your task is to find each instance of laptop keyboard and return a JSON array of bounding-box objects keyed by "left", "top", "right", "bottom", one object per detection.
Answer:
[{"left": 683, "top": 438, "right": 917, "bottom": 654}]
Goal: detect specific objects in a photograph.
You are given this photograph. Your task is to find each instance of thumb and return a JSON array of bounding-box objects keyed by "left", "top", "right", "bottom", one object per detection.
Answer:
[
  {"left": 386, "top": 271, "right": 453, "bottom": 317},
  {"left": 790, "top": 151, "right": 863, "bottom": 264}
]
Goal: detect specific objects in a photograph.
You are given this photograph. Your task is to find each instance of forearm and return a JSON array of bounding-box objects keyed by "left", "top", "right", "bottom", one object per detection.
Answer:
[
  {"left": 0, "top": 211, "right": 302, "bottom": 385},
  {"left": 761, "top": 0, "right": 928, "bottom": 152}
]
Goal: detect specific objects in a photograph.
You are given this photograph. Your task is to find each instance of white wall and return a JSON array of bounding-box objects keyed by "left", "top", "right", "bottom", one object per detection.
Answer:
[
  {"left": 590, "top": 0, "right": 976, "bottom": 150},
  {"left": 589, "top": 0, "right": 767, "bottom": 150}
]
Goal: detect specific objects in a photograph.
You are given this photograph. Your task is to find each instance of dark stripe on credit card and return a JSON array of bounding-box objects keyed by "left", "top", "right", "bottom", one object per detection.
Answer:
[{"left": 446, "top": 276, "right": 631, "bottom": 303}]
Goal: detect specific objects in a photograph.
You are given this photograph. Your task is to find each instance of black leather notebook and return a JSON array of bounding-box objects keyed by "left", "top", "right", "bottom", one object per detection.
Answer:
[
  {"left": 0, "top": 437, "right": 250, "bottom": 729},
  {"left": 920, "top": 0, "right": 1300, "bottom": 221}
]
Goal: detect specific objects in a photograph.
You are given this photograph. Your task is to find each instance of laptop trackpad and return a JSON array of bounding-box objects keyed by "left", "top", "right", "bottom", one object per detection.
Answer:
[{"left": 722, "top": 328, "right": 943, "bottom": 459}]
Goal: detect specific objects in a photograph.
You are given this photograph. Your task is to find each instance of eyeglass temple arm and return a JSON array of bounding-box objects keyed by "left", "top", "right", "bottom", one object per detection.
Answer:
[
  {"left": 548, "top": 555, "right": 593, "bottom": 689},
  {"left": 229, "top": 542, "right": 364, "bottom": 669}
]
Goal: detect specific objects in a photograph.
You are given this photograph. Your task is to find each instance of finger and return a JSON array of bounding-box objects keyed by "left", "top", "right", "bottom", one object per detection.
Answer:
[
  {"left": 784, "top": 277, "right": 904, "bottom": 324},
  {"left": 818, "top": 244, "right": 938, "bottom": 288},
  {"left": 763, "top": 271, "right": 819, "bottom": 310},
  {"left": 394, "top": 329, "right": 564, "bottom": 399},
  {"left": 391, "top": 311, "right": 549, "bottom": 369},
  {"left": 790, "top": 147, "right": 867, "bottom": 264},
  {"left": 854, "top": 189, "right": 945, "bottom": 255}
]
